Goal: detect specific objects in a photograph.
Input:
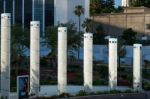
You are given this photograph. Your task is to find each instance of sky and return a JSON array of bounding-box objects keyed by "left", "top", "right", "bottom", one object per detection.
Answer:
[{"left": 115, "top": 0, "right": 121, "bottom": 7}]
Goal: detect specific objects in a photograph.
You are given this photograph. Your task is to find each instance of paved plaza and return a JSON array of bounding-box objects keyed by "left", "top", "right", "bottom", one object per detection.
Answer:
[{"left": 67, "top": 93, "right": 150, "bottom": 99}]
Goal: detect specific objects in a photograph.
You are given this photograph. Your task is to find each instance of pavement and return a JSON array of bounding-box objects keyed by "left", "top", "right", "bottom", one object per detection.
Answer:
[
  {"left": 39, "top": 85, "right": 131, "bottom": 96},
  {"left": 8, "top": 92, "right": 150, "bottom": 99},
  {"left": 145, "top": 92, "right": 150, "bottom": 99},
  {"left": 66, "top": 93, "right": 148, "bottom": 99},
  {"left": 1, "top": 85, "right": 150, "bottom": 99}
]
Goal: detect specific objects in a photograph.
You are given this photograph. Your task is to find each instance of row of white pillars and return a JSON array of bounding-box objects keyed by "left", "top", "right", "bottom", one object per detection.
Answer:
[
  {"left": 108, "top": 39, "right": 142, "bottom": 91},
  {"left": 57, "top": 29, "right": 94, "bottom": 93},
  {"left": 0, "top": 13, "right": 142, "bottom": 98},
  {"left": 0, "top": 13, "right": 41, "bottom": 98}
]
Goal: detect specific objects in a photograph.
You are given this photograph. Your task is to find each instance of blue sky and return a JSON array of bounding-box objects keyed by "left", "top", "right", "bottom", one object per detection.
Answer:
[{"left": 115, "top": 0, "right": 121, "bottom": 7}]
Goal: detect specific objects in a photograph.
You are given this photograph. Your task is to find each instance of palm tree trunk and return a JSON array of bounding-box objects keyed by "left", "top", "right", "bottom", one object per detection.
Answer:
[
  {"left": 92, "top": 15, "right": 94, "bottom": 33},
  {"left": 78, "top": 16, "right": 81, "bottom": 59}
]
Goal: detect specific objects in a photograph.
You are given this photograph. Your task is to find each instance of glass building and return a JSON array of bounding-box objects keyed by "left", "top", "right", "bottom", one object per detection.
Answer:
[
  {"left": 0, "top": 0, "right": 54, "bottom": 34},
  {"left": 33, "top": 0, "right": 44, "bottom": 33},
  {"left": 45, "top": 0, "right": 54, "bottom": 26}
]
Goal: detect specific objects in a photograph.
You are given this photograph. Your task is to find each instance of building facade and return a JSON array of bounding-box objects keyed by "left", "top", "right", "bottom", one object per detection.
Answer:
[
  {"left": 121, "top": 0, "right": 141, "bottom": 7},
  {"left": 121, "top": 0, "right": 130, "bottom": 7},
  {"left": 54, "top": 0, "right": 89, "bottom": 29},
  {"left": 0, "top": 0, "right": 89, "bottom": 34}
]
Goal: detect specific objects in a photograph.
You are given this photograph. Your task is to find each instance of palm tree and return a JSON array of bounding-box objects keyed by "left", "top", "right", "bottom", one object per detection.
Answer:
[
  {"left": 74, "top": 5, "right": 84, "bottom": 59},
  {"left": 45, "top": 22, "right": 82, "bottom": 66},
  {"left": 74, "top": 5, "right": 84, "bottom": 33}
]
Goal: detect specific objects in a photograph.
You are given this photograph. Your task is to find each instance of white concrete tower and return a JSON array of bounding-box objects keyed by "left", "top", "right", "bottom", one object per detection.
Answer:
[
  {"left": 122, "top": 0, "right": 129, "bottom": 7},
  {"left": 84, "top": 33, "right": 93, "bottom": 92},
  {"left": 58, "top": 27, "right": 67, "bottom": 94},
  {"left": 30, "top": 21, "right": 40, "bottom": 96},
  {"left": 109, "top": 38, "right": 118, "bottom": 90},
  {"left": 133, "top": 44, "right": 142, "bottom": 91},
  {"left": 1, "top": 13, "right": 11, "bottom": 99}
]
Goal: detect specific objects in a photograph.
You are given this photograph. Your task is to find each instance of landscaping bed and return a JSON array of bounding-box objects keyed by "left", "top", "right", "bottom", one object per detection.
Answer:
[{"left": 33, "top": 90, "right": 145, "bottom": 99}]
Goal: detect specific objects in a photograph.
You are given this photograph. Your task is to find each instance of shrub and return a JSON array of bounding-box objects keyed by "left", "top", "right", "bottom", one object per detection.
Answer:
[
  {"left": 58, "top": 93, "right": 71, "bottom": 98},
  {"left": 93, "top": 79, "right": 108, "bottom": 85},
  {"left": 109, "top": 90, "right": 122, "bottom": 94},
  {"left": 123, "top": 90, "right": 133, "bottom": 93},
  {"left": 127, "top": 74, "right": 133, "bottom": 85},
  {"left": 76, "top": 90, "right": 87, "bottom": 96},
  {"left": 143, "top": 81, "right": 150, "bottom": 91}
]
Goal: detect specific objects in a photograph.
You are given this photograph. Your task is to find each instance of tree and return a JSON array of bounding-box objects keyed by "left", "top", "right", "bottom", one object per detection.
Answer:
[
  {"left": 130, "top": 0, "right": 141, "bottom": 7},
  {"left": 144, "top": 60, "right": 150, "bottom": 72},
  {"left": 61, "top": 22, "right": 82, "bottom": 51},
  {"left": 90, "top": 0, "right": 102, "bottom": 15},
  {"left": 114, "top": 6, "right": 123, "bottom": 13},
  {"left": 90, "top": 0, "right": 118, "bottom": 14},
  {"left": 90, "top": 0, "right": 124, "bottom": 14},
  {"left": 129, "top": 0, "right": 150, "bottom": 8},
  {"left": 82, "top": 18, "right": 93, "bottom": 32},
  {"left": 105, "top": 0, "right": 115, "bottom": 12},
  {"left": 11, "top": 24, "right": 30, "bottom": 58},
  {"left": 45, "top": 22, "right": 82, "bottom": 66},
  {"left": 74, "top": 5, "right": 84, "bottom": 59},
  {"left": 74, "top": 5, "right": 84, "bottom": 32},
  {"left": 122, "top": 28, "right": 137, "bottom": 45},
  {"left": 143, "top": 0, "right": 150, "bottom": 8},
  {"left": 93, "top": 25, "right": 106, "bottom": 44},
  {"left": 11, "top": 24, "right": 30, "bottom": 75},
  {"left": 118, "top": 37, "right": 126, "bottom": 68}
]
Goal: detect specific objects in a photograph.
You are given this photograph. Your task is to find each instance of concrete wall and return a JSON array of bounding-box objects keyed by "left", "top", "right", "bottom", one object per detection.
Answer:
[
  {"left": 93, "top": 11, "right": 150, "bottom": 38},
  {"left": 72, "top": 45, "right": 150, "bottom": 65}
]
